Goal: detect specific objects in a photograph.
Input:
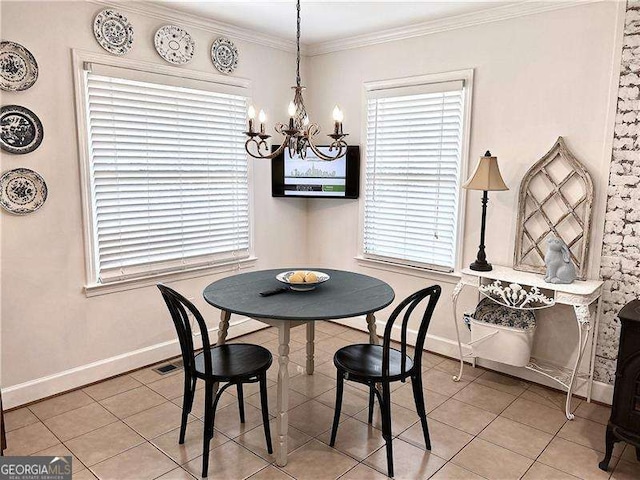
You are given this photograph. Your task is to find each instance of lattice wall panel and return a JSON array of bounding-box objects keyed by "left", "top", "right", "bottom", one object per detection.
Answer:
[{"left": 513, "top": 137, "right": 594, "bottom": 280}]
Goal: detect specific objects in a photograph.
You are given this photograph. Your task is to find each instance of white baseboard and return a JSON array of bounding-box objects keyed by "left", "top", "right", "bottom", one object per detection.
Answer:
[
  {"left": 330, "top": 316, "right": 614, "bottom": 406},
  {"left": 2, "top": 316, "right": 266, "bottom": 409}
]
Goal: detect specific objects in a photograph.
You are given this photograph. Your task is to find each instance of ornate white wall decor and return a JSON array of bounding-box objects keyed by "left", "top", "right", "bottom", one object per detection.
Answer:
[
  {"left": 598, "top": 0, "right": 640, "bottom": 385},
  {"left": 513, "top": 136, "right": 594, "bottom": 280}
]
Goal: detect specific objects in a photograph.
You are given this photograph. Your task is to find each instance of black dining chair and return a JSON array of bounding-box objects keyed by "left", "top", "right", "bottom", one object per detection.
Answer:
[
  {"left": 157, "top": 284, "right": 273, "bottom": 477},
  {"left": 329, "top": 285, "right": 441, "bottom": 477}
]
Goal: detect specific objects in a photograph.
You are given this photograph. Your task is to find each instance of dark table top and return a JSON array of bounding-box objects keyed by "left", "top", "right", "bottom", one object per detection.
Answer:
[{"left": 203, "top": 268, "right": 395, "bottom": 321}]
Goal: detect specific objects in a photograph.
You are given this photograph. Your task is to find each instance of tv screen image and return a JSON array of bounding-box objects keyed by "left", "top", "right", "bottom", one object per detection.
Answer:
[{"left": 271, "top": 145, "right": 360, "bottom": 199}]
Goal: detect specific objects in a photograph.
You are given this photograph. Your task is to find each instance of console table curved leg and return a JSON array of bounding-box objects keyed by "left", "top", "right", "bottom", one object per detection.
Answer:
[
  {"left": 451, "top": 280, "right": 465, "bottom": 382},
  {"left": 565, "top": 304, "right": 592, "bottom": 420},
  {"left": 366, "top": 313, "right": 380, "bottom": 345},
  {"left": 275, "top": 321, "right": 291, "bottom": 466},
  {"left": 306, "top": 322, "right": 315, "bottom": 375}
]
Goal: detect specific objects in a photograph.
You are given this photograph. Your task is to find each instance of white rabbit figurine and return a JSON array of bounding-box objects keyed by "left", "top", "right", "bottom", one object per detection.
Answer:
[{"left": 544, "top": 236, "right": 576, "bottom": 284}]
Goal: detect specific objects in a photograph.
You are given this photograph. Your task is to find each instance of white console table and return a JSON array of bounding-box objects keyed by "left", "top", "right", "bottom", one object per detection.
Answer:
[{"left": 451, "top": 265, "right": 603, "bottom": 420}]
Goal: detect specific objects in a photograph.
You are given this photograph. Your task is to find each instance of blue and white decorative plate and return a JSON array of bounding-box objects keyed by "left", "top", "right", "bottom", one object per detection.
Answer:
[
  {"left": 155, "top": 25, "right": 195, "bottom": 65},
  {"left": 0, "top": 41, "right": 38, "bottom": 91},
  {"left": 0, "top": 168, "right": 48, "bottom": 215},
  {"left": 93, "top": 9, "right": 134, "bottom": 56},
  {"left": 1, "top": 105, "right": 44, "bottom": 154},
  {"left": 211, "top": 37, "right": 238, "bottom": 75}
]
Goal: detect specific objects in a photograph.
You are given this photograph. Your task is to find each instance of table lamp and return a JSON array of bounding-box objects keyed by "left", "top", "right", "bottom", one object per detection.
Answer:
[{"left": 462, "top": 151, "right": 509, "bottom": 271}]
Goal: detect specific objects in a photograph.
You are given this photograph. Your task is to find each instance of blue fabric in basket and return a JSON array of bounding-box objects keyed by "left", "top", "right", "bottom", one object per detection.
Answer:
[{"left": 473, "top": 297, "right": 535, "bottom": 329}]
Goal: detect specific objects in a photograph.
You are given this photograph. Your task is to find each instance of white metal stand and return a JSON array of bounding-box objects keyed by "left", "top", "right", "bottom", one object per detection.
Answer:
[{"left": 451, "top": 265, "right": 603, "bottom": 420}]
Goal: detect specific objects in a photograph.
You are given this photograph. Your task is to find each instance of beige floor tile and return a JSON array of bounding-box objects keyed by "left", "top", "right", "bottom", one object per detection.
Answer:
[
  {"left": 501, "top": 397, "right": 568, "bottom": 435},
  {"left": 155, "top": 467, "right": 196, "bottom": 480},
  {"left": 474, "top": 371, "right": 529, "bottom": 396},
  {"left": 171, "top": 388, "right": 237, "bottom": 419},
  {"left": 433, "top": 358, "right": 485, "bottom": 380},
  {"left": 83, "top": 375, "right": 143, "bottom": 401},
  {"left": 237, "top": 378, "right": 276, "bottom": 398},
  {"left": 147, "top": 374, "right": 191, "bottom": 400},
  {"left": 574, "top": 401, "right": 612, "bottom": 425},
  {"left": 620, "top": 442, "right": 640, "bottom": 463},
  {"left": 315, "top": 385, "right": 370, "bottom": 416},
  {"left": 65, "top": 421, "right": 145, "bottom": 466},
  {"left": 289, "top": 372, "right": 336, "bottom": 398},
  {"left": 5, "top": 406, "right": 39, "bottom": 431},
  {"left": 313, "top": 360, "right": 338, "bottom": 379},
  {"left": 266, "top": 362, "right": 305, "bottom": 382},
  {"left": 74, "top": 470, "right": 98, "bottom": 480},
  {"left": 422, "top": 369, "right": 470, "bottom": 397},
  {"left": 124, "top": 401, "right": 194, "bottom": 440},
  {"left": 339, "top": 463, "right": 388, "bottom": 480},
  {"left": 246, "top": 383, "right": 309, "bottom": 416},
  {"left": 184, "top": 441, "right": 269, "bottom": 479},
  {"left": 100, "top": 385, "right": 166, "bottom": 419},
  {"left": 354, "top": 399, "right": 420, "bottom": 436},
  {"left": 399, "top": 418, "right": 473, "bottom": 460},
  {"left": 612, "top": 459, "right": 640, "bottom": 480},
  {"left": 479, "top": 416, "right": 553, "bottom": 459},
  {"left": 29, "top": 390, "right": 96, "bottom": 420},
  {"left": 44, "top": 403, "right": 118, "bottom": 442},
  {"left": 289, "top": 349, "right": 335, "bottom": 369},
  {"left": 315, "top": 336, "right": 354, "bottom": 354},
  {"left": 281, "top": 439, "right": 358, "bottom": 480},
  {"left": 452, "top": 437, "right": 533, "bottom": 480},
  {"left": 248, "top": 465, "right": 295, "bottom": 480},
  {"left": 317, "top": 416, "right": 386, "bottom": 461},
  {"left": 289, "top": 399, "right": 344, "bottom": 437},
  {"left": 522, "top": 462, "right": 580, "bottom": 480},
  {"left": 422, "top": 352, "right": 447, "bottom": 369},
  {"left": 90, "top": 442, "right": 176, "bottom": 480},
  {"left": 452, "top": 382, "right": 517, "bottom": 415},
  {"left": 34, "top": 443, "right": 86, "bottom": 473},
  {"left": 315, "top": 322, "right": 350, "bottom": 336},
  {"left": 337, "top": 328, "right": 371, "bottom": 343},
  {"left": 430, "top": 462, "right": 485, "bottom": 480},
  {"left": 129, "top": 362, "right": 181, "bottom": 384},
  {"left": 429, "top": 398, "right": 497, "bottom": 435},
  {"left": 521, "top": 384, "right": 582, "bottom": 413},
  {"left": 391, "top": 383, "right": 449, "bottom": 413},
  {"left": 558, "top": 416, "right": 625, "bottom": 456},
  {"left": 364, "top": 438, "right": 447, "bottom": 479},
  {"left": 538, "top": 437, "right": 618, "bottom": 480},
  {"left": 236, "top": 418, "right": 311, "bottom": 461},
  {"left": 151, "top": 420, "right": 229, "bottom": 465},
  {"left": 262, "top": 339, "right": 306, "bottom": 357},
  {"left": 212, "top": 399, "right": 268, "bottom": 438}
]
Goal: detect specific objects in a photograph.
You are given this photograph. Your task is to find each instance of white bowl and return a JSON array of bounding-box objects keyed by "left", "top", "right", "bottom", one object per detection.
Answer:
[{"left": 276, "top": 270, "right": 330, "bottom": 291}]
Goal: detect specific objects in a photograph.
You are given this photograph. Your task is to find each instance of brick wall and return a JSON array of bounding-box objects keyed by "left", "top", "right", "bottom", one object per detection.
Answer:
[{"left": 597, "top": 0, "right": 640, "bottom": 384}]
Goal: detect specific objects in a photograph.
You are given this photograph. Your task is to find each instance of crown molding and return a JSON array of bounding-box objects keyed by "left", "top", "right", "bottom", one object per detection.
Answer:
[
  {"left": 88, "top": 0, "right": 301, "bottom": 54},
  {"left": 306, "top": 0, "right": 603, "bottom": 57}
]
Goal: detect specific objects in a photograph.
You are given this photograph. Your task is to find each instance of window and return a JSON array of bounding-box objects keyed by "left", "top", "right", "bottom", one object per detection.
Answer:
[
  {"left": 80, "top": 61, "right": 250, "bottom": 284},
  {"left": 363, "top": 72, "right": 471, "bottom": 272}
]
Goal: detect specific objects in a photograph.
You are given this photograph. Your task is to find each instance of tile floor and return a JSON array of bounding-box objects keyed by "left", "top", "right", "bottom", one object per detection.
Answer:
[{"left": 4, "top": 322, "right": 640, "bottom": 480}]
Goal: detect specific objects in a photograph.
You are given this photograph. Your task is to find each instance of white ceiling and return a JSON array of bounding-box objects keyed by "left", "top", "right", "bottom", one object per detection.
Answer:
[{"left": 159, "top": 1, "right": 521, "bottom": 45}]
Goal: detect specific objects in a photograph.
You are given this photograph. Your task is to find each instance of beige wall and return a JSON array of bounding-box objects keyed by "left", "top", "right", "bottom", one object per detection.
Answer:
[
  {"left": 304, "top": 1, "right": 623, "bottom": 388},
  {"left": 0, "top": 1, "right": 309, "bottom": 405}
]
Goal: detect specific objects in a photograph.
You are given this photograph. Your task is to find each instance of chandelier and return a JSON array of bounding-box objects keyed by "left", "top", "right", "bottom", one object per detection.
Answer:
[{"left": 244, "top": 0, "right": 348, "bottom": 161}]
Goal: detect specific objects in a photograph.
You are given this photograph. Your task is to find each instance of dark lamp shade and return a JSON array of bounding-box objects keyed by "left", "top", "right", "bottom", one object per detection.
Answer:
[{"left": 462, "top": 152, "right": 509, "bottom": 191}]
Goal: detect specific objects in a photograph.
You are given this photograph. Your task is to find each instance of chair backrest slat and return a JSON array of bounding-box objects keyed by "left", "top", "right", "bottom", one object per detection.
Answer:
[
  {"left": 157, "top": 284, "right": 214, "bottom": 376},
  {"left": 381, "top": 285, "right": 441, "bottom": 378}
]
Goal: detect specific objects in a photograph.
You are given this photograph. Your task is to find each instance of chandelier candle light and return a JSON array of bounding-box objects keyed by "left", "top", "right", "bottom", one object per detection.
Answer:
[
  {"left": 462, "top": 151, "right": 509, "bottom": 272},
  {"left": 244, "top": 0, "right": 348, "bottom": 161}
]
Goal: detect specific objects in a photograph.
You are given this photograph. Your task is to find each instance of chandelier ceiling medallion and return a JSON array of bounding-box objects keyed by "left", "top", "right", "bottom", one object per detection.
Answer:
[{"left": 244, "top": 0, "right": 348, "bottom": 161}]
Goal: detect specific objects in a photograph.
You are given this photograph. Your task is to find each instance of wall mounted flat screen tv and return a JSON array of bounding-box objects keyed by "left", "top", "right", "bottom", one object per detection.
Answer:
[{"left": 271, "top": 145, "right": 360, "bottom": 198}]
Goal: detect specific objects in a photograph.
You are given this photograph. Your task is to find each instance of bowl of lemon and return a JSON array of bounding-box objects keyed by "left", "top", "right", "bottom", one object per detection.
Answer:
[{"left": 276, "top": 270, "right": 330, "bottom": 291}]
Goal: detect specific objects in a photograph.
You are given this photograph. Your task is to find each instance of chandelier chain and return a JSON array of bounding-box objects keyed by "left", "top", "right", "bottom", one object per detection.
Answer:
[{"left": 296, "top": 0, "right": 301, "bottom": 87}]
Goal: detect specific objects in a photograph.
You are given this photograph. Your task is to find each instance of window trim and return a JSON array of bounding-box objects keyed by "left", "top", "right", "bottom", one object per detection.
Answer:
[
  {"left": 72, "top": 49, "right": 255, "bottom": 295},
  {"left": 358, "top": 69, "right": 474, "bottom": 274}
]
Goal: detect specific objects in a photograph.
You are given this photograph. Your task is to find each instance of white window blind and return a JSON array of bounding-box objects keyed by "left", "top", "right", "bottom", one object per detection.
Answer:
[
  {"left": 85, "top": 71, "right": 250, "bottom": 283},
  {"left": 364, "top": 80, "right": 465, "bottom": 271}
]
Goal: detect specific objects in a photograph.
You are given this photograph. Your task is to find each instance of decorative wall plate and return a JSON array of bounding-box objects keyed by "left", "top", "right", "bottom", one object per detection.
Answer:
[
  {"left": 0, "top": 168, "right": 48, "bottom": 215},
  {"left": 93, "top": 9, "right": 134, "bottom": 56},
  {"left": 0, "top": 41, "right": 38, "bottom": 91},
  {"left": 1, "top": 105, "right": 44, "bottom": 154},
  {"left": 211, "top": 37, "right": 238, "bottom": 74},
  {"left": 154, "top": 25, "right": 195, "bottom": 65}
]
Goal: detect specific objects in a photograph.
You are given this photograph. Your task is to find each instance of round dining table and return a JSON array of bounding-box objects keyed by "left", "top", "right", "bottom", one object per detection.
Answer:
[{"left": 203, "top": 268, "right": 395, "bottom": 466}]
